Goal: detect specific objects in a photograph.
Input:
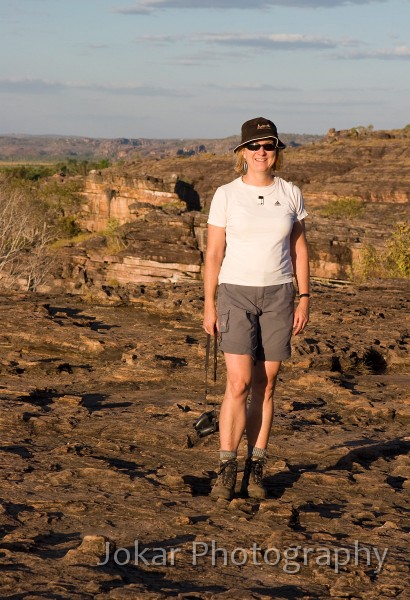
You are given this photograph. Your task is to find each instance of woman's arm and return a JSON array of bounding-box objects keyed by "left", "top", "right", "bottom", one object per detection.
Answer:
[
  {"left": 290, "top": 219, "right": 310, "bottom": 335},
  {"left": 203, "top": 224, "right": 226, "bottom": 335}
]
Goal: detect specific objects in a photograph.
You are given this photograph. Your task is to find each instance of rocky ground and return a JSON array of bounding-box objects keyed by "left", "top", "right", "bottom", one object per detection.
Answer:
[{"left": 0, "top": 280, "right": 409, "bottom": 599}]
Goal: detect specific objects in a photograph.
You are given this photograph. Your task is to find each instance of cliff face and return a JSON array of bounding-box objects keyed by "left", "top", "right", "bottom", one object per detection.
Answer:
[
  {"left": 81, "top": 170, "right": 201, "bottom": 232},
  {"left": 81, "top": 171, "right": 185, "bottom": 231}
]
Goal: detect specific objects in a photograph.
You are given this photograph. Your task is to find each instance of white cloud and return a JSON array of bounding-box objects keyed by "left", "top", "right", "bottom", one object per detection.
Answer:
[
  {"left": 139, "top": 34, "right": 181, "bottom": 43},
  {"left": 336, "top": 45, "right": 410, "bottom": 59},
  {"left": 89, "top": 82, "right": 187, "bottom": 96},
  {"left": 207, "top": 83, "right": 300, "bottom": 91},
  {"left": 0, "top": 78, "right": 187, "bottom": 97},
  {"left": 201, "top": 32, "right": 337, "bottom": 49},
  {"left": 165, "top": 51, "right": 226, "bottom": 66},
  {"left": 0, "top": 78, "right": 65, "bottom": 94},
  {"left": 141, "top": 32, "right": 343, "bottom": 50},
  {"left": 86, "top": 43, "right": 110, "bottom": 49},
  {"left": 116, "top": 0, "right": 387, "bottom": 14}
]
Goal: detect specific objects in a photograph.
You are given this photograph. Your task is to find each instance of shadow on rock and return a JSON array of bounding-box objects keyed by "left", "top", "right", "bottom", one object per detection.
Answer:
[
  {"left": 265, "top": 463, "right": 317, "bottom": 499},
  {"left": 251, "top": 585, "right": 315, "bottom": 599},
  {"left": 44, "top": 304, "right": 119, "bottom": 332},
  {"left": 90, "top": 454, "right": 158, "bottom": 482},
  {"left": 182, "top": 473, "right": 212, "bottom": 496},
  {"left": 81, "top": 393, "right": 132, "bottom": 413},
  {"left": 331, "top": 437, "right": 410, "bottom": 470}
]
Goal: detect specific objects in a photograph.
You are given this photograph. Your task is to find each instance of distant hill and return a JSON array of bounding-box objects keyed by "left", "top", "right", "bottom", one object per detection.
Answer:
[{"left": 0, "top": 132, "right": 322, "bottom": 162}]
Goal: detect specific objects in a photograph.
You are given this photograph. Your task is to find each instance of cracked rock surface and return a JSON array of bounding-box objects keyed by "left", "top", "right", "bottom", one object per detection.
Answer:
[{"left": 0, "top": 280, "right": 408, "bottom": 599}]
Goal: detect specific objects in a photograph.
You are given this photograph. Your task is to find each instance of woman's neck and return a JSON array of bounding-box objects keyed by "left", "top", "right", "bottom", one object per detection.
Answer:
[{"left": 242, "top": 172, "right": 275, "bottom": 187}]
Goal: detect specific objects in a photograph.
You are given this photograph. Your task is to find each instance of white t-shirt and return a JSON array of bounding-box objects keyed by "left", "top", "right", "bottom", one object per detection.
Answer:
[{"left": 207, "top": 176, "right": 307, "bottom": 286}]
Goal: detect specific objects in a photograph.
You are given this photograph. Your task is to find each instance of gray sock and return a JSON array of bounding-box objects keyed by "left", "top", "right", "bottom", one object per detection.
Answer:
[
  {"left": 220, "top": 450, "right": 237, "bottom": 462},
  {"left": 251, "top": 446, "right": 267, "bottom": 461}
]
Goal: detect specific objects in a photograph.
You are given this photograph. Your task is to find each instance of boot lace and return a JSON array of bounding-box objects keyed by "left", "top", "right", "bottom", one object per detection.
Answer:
[
  {"left": 251, "top": 459, "right": 265, "bottom": 485},
  {"left": 218, "top": 459, "right": 237, "bottom": 488}
]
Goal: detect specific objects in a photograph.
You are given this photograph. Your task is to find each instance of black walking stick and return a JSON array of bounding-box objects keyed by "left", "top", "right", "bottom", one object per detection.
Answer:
[{"left": 193, "top": 333, "right": 219, "bottom": 437}]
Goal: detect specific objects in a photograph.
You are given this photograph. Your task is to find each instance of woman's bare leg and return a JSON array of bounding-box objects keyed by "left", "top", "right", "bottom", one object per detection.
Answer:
[
  {"left": 246, "top": 360, "right": 281, "bottom": 449},
  {"left": 218, "top": 353, "right": 253, "bottom": 451}
]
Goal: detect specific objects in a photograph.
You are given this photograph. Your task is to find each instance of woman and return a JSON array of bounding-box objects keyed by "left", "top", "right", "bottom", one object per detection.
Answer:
[{"left": 203, "top": 117, "right": 310, "bottom": 501}]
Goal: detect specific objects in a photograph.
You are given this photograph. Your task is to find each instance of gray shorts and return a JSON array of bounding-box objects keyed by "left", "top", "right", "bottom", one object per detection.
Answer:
[{"left": 217, "top": 282, "right": 296, "bottom": 362}]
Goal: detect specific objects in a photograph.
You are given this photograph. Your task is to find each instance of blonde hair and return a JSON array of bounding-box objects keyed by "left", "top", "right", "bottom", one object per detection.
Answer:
[{"left": 234, "top": 147, "right": 283, "bottom": 174}]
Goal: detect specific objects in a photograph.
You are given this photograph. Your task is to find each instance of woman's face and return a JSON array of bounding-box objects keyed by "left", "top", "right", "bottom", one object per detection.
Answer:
[{"left": 242, "top": 138, "right": 277, "bottom": 174}]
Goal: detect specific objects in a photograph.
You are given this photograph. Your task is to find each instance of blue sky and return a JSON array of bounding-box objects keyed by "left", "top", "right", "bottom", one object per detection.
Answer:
[{"left": 0, "top": 0, "right": 409, "bottom": 138}]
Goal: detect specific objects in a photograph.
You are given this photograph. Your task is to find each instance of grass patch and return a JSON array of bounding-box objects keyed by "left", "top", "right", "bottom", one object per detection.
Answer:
[
  {"left": 51, "top": 232, "right": 99, "bottom": 249},
  {"left": 319, "top": 197, "right": 366, "bottom": 219}
]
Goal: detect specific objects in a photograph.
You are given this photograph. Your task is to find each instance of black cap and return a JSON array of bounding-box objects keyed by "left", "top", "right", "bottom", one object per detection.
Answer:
[{"left": 234, "top": 117, "right": 286, "bottom": 152}]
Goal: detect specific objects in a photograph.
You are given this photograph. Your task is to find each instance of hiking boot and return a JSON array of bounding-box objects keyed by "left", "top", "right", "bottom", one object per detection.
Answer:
[
  {"left": 240, "top": 457, "right": 267, "bottom": 499},
  {"left": 210, "top": 459, "right": 238, "bottom": 500}
]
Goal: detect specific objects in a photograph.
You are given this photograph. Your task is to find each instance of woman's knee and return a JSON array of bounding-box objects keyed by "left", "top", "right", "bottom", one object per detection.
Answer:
[
  {"left": 252, "top": 361, "right": 281, "bottom": 388},
  {"left": 252, "top": 373, "right": 277, "bottom": 396},
  {"left": 226, "top": 376, "right": 252, "bottom": 399}
]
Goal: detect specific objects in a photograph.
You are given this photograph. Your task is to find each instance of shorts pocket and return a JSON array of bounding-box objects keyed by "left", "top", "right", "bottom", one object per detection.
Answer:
[{"left": 218, "top": 311, "right": 230, "bottom": 333}]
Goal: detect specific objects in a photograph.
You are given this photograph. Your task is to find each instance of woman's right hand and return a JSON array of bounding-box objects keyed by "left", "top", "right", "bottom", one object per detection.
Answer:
[{"left": 203, "top": 305, "right": 218, "bottom": 335}]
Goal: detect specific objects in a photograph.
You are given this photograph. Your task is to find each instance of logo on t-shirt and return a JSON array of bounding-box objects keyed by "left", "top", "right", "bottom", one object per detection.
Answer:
[{"left": 275, "top": 201, "right": 281, "bottom": 206}]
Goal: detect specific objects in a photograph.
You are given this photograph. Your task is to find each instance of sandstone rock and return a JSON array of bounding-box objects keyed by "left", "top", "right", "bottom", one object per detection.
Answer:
[
  {"left": 54, "top": 395, "right": 84, "bottom": 405},
  {"left": 62, "top": 535, "right": 113, "bottom": 565},
  {"left": 81, "top": 171, "right": 187, "bottom": 232},
  {"left": 121, "top": 349, "right": 138, "bottom": 365}
]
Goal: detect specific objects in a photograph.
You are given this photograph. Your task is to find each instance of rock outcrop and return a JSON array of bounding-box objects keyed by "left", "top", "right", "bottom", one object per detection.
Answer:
[
  {"left": 62, "top": 210, "right": 204, "bottom": 289},
  {"left": 290, "top": 135, "right": 410, "bottom": 206},
  {"left": 45, "top": 200, "right": 406, "bottom": 294},
  {"left": 81, "top": 171, "right": 186, "bottom": 231}
]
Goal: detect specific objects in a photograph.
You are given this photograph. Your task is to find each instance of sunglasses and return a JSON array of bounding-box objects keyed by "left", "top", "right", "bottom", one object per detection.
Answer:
[{"left": 245, "top": 140, "right": 278, "bottom": 151}]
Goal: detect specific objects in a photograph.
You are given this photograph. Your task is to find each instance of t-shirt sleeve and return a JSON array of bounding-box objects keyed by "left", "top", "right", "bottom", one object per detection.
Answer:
[
  {"left": 292, "top": 184, "right": 308, "bottom": 222},
  {"left": 207, "top": 187, "right": 227, "bottom": 227}
]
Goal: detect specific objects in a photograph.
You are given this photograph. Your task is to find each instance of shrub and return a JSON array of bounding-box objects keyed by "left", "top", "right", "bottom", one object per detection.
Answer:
[
  {"left": 103, "top": 218, "right": 126, "bottom": 254},
  {"left": 55, "top": 158, "right": 111, "bottom": 176},
  {"left": 384, "top": 223, "right": 410, "bottom": 278},
  {"left": 0, "top": 168, "right": 84, "bottom": 238},
  {"left": 354, "top": 223, "right": 410, "bottom": 280},
  {"left": 355, "top": 243, "right": 382, "bottom": 280},
  {"left": 0, "top": 165, "right": 55, "bottom": 181},
  {"left": 0, "top": 183, "right": 54, "bottom": 290},
  {"left": 58, "top": 216, "right": 82, "bottom": 237},
  {"left": 39, "top": 179, "right": 83, "bottom": 213}
]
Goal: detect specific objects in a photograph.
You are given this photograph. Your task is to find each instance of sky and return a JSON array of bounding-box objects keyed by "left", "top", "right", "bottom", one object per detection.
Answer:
[{"left": 0, "top": 0, "right": 409, "bottom": 139}]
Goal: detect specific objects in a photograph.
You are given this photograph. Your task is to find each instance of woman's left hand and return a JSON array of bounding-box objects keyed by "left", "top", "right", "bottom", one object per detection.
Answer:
[{"left": 293, "top": 299, "right": 309, "bottom": 335}]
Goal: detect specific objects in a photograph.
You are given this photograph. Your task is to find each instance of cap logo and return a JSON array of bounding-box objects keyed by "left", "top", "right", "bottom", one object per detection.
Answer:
[{"left": 257, "top": 123, "right": 271, "bottom": 130}]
